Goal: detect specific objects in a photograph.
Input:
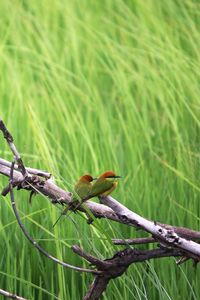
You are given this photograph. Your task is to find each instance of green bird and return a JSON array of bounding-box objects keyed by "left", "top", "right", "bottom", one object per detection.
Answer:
[
  {"left": 53, "top": 174, "right": 95, "bottom": 227},
  {"left": 89, "top": 170, "right": 121, "bottom": 198},
  {"left": 53, "top": 171, "right": 121, "bottom": 226}
]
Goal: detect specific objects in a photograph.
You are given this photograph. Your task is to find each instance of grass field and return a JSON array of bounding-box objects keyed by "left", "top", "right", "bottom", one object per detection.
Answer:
[{"left": 0, "top": 0, "right": 200, "bottom": 299}]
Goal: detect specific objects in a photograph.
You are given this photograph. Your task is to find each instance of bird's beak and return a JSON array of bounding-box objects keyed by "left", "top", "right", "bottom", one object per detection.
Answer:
[{"left": 105, "top": 175, "right": 122, "bottom": 179}]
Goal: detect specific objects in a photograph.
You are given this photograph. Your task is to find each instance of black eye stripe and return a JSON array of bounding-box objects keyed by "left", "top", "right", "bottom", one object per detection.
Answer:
[{"left": 106, "top": 175, "right": 121, "bottom": 178}]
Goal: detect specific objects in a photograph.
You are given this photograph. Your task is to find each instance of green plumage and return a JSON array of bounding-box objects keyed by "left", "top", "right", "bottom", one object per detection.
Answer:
[
  {"left": 90, "top": 178, "right": 117, "bottom": 197},
  {"left": 74, "top": 180, "right": 92, "bottom": 200},
  {"left": 53, "top": 173, "right": 119, "bottom": 227}
]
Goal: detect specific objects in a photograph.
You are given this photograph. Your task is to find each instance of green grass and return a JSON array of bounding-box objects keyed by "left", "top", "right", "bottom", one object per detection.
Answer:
[{"left": 0, "top": 0, "right": 200, "bottom": 299}]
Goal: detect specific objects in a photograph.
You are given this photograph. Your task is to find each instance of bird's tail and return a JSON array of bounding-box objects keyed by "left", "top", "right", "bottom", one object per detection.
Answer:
[{"left": 53, "top": 205, "right": 71, "bottom": 227}]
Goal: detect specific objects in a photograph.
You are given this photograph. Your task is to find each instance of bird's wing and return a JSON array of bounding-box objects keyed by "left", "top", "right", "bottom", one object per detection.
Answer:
[
  {"left": 74, "top": 182, "right": 91, "bottom": 200},
  {"left": 89, "top": 179, "right": 113, "bottom": 197},
  {"left": 101, "top": 182, "right": 118, "bottom": 196}
]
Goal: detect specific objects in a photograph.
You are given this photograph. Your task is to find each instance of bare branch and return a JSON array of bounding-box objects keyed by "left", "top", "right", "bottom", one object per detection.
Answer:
[
  {"left": 112, "top": 237, "right": 156, "bottom": 245},
  {"left": 0, "top": 161, "right": 200, "bottom": 243},
  {"left": 0, "top": 158, "right": 51, "bottom": 178},
  {"left": 100, "top": 196, "right": 200, "bottom": 259},
  {"left": 0, "top": 163, "right": 72, "bottom": 201},
  {"left": 0, "top": 288, "right": 27, "bottom": 300},
  {"left": 73, "top": 245, "right": 182, "bottom": 300},
  {"left": 0, "top": 120, "right": 28, "bottom": 177},
  {"left": 0, "top": 164, "right": 22, "bottom": 179},
  {"left": 83, "top": 277, "right": 110, "bottom": 300},
  {"left": 72, "top": 245, "right": 111, "bottom": 269}
]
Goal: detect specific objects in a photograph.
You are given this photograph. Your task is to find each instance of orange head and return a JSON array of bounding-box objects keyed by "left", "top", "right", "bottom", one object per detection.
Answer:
[
  {"left": 79, "top": 174, "right": 94, "bottom": 182},
  {"left": 99, "top": 171, "right": 121, "bottom": 179}
]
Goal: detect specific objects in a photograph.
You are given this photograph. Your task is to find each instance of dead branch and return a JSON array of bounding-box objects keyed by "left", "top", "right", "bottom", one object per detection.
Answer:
[
  {"left": 0, "top": 160, "right": 200, "bottom": 243},
  {"left": 112, "top": 237, "right": 156, "bottom": 245},
  {"left": 100, "top": 196, "right": 200, "bottom": 259},
  {"left": 0, "top": 288, "right": 27, "bottom": 300},
  {"left": 72, "top": 245, "right": 182, "bottom": 300},
  {"left": 0, "top": 158, "right": 51, "bottom": 178},
  {"left": 0, "top": 118, "right": 200, "bottom": 300},
  {"left": 0, "top": 120, "right": 28, "bottom": 178}
]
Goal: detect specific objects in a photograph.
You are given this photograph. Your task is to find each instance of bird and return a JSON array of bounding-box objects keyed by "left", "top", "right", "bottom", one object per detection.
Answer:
[
  {"left": 89, "top": 170, "right": 121, "bottom": 198},
  {"left": 53, "top": 171, "right": 121, "bottom": 227},
  {"left": 74, "top": 171, "right": 121, "bottom": 223},
  {"left": 53, "top": 174, "right": 95, "bottom": 227},
  {"left": 73, "top": 174, "right": 94, "bottom": 200}
]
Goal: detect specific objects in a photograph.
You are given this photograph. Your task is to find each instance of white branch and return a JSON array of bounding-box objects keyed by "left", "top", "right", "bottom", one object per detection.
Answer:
[
  {"left": 0, "top": 158, "right": 51, "bottom": 178},
  {"left": 100, "top": 196, "right": 200, "bottom": 258},
  {"left": 0, "top": 288, "right": 27, "bottom": 300}
]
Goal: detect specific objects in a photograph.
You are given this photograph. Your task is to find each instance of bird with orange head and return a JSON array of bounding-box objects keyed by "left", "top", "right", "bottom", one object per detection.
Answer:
[{"left": 53, "top": 171, "right": 121, "bottom": 226}]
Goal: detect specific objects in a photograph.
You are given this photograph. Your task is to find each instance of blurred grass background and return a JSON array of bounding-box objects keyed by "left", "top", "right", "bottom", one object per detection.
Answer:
[{"left": 0, "top": 0, "right": 200, "bottom": 299}]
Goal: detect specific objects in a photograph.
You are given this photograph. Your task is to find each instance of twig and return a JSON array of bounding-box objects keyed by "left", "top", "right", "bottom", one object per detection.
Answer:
[
  {"left": 112, "top": 237, "right": 156, "bottom": 245},
  {"left": 0, "top": 120, "right": 28, "bottom": 177},
  {"left": 9, "top": 162, "right": 100, "bottom": 274},
  {"left": 0, "top": 288, "right": 27, "bottom": 300},
  {"left": 176, "top": 256, "right": 190, "bottom": 265}
]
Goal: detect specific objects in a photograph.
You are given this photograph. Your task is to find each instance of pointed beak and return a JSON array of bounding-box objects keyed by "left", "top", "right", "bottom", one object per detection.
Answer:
[
  {"left": 105, "top": 175, "right": 122, "bottom": 179},
  {"left": 114, "top": 175, "right": 122, "bottom": 181}
]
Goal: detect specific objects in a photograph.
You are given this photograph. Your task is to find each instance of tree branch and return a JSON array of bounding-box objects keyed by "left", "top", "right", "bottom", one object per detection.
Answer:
[
  {"left": 100, "top": 196, "right": 200, "bottom": 260},
  {"left": 0, "top": 120, "right": 28, "bottom": 178},
  {"left": 0, "top": 288, "right": 27, "bottom": 300},
  {"left": 0, "top": 158, "right": 51, "bottom": 178},
  {"left": 112, "top": 237, "right": 156, "bottom": 245},
  {"left": 72, "top": 245, "right": 182, "bottom": 300},
  {"left": 1, "top": 160, "right": 200, "bottom": 243},
  {"left": 0, "top": 119, "right": 200, "bottom": 300}
]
